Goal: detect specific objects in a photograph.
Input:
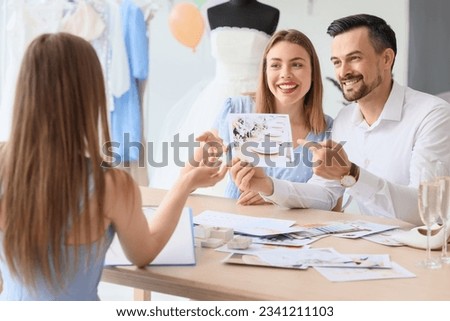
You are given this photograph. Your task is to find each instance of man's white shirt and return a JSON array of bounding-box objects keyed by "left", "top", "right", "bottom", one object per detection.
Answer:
[{"left": 263, "top": 81, "right": 450, "bottom": 225}]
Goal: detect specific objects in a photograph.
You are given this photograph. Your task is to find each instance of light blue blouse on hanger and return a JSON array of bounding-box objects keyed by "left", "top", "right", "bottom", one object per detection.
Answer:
[{"left": 111, "top": 0, "right": 148, "bottom": 162}]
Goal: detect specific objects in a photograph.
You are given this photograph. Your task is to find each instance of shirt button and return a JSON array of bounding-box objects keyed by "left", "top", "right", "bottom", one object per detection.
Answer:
[{"left": 364, "top": 159, "right": 370, "bottom": 167}]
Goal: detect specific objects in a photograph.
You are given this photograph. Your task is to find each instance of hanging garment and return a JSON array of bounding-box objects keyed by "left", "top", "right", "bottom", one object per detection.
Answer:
[
  {"left": 111, "top": 0, "right": 149, "bottom": 162},
  {"left": 60, "top": 0, "right": 105, "bottom": 42},
  {"left": 0, "top": 0, "right": 64, "bottom": 141}
]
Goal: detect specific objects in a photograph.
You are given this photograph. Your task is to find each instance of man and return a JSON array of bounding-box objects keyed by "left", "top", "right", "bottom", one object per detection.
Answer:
[{"left": 230, "top": 14, "right": 450, "bottom": 225}]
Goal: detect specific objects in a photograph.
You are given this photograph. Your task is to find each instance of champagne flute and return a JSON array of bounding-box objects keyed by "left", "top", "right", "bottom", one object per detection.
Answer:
[
  {"left": 436, "top": 161, "right": 450, "bottom": 264},
  {"left": 418, "top": 168, "right": 442, "bottom": 269}
]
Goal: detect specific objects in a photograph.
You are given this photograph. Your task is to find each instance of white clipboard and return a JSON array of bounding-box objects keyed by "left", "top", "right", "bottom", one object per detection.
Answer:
[{"left": 105, "top": 207, "right": 196, "bottom": 266}]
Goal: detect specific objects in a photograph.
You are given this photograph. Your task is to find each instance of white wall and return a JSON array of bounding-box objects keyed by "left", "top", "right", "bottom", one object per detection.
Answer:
[
  {"left": 144, "top": 0, "right": 409, "bottom": 183},
  {"left": 273, "top": 0, "right": 409, "bottom": 116},
  {"left": 0, "top": 1, "right": 8, "bottom": 140}
]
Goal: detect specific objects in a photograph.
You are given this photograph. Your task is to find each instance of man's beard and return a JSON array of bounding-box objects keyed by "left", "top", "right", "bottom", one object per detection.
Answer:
[{"left": 341, "top": 74, "right": 382, "bottom": 102}]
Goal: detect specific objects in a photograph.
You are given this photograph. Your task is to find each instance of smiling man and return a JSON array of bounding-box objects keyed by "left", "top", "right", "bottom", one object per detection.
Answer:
[
  {"left": 329, "top": 14, "right": 397, "bottom": 125},
  {"left": 230, "top": 14, "right": 450, "bottom": 225}
]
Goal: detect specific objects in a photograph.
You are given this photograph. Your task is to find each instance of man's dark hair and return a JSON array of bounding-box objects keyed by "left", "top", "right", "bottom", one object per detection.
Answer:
[{"left": 327, "top": 14, "right": 397, "bottom": 57}]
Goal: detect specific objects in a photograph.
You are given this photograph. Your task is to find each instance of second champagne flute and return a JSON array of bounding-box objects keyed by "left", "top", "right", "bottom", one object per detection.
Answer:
[
  {"left": 436, "top": 161, "right": 450, "bottom": 264},
  {"left": 418, "top": 168, "right": 442, "bottom": 269},
  {"left": 438, "top": 176, "right": 450, "bottom": 264}
]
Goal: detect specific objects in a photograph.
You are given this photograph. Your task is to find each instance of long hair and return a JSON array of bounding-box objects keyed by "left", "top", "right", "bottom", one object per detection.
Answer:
[
  {"left": 255, "top": 29, "right": 326, "bottom": 134},
  {"left": 1, "top": 32, "right": 111, "bottom": 290}
]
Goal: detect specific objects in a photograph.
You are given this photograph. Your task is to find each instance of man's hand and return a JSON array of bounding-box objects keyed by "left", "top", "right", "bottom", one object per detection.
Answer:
[{"left": 298, "top": 139, "right": 351, "bottom": 180}]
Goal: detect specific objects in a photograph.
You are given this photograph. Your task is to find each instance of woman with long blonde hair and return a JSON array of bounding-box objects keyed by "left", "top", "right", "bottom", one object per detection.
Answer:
[{"left": 0, "top": 33, "right": 226, "bottom": 300}]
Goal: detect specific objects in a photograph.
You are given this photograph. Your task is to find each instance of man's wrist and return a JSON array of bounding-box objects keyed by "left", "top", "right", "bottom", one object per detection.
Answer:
[
  {"left": 340, "top": 162, "right": 359, "bottom": 188},
  {"left": 350, "top": 162, "right": 360, "bottom": 182},
  {"left": 259, "top": 177, "right": 274, "bottom": 196}
]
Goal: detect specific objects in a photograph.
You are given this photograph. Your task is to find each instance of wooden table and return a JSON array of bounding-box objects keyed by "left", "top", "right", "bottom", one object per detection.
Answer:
[{"left": 101, "top": 187, "right": 450, "bottom": 301}]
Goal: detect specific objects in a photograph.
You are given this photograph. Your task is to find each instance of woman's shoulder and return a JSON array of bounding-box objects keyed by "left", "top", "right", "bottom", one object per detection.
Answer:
[
  {"left": 104, "top": 168, "right": 136, "bottom": 191},
  {"left": 215, "top": 95, "right": 255, "bottom": 123},
  {"left": 307, "top": 114, "right": 334, "bottom": 141},
  {"left": 213, "top": 95, "right": 256, "bottom": 144},
  {"left": 324, "top": 114, "right": 334, "bottom": 130},
  {"left": 103, "top": 168, "right": 140, "bottom": 211},
  {"left": 224, "top": 95, "right": 256, "bottom": 114}
]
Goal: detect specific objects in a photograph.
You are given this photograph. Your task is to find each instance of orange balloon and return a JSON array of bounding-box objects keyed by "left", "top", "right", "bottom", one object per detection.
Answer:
[{"left": 169, "top": 2, "right": 205, "bottom": 52}]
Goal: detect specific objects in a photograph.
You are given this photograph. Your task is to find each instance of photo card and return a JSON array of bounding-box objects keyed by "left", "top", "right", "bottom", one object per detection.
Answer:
[{"left": 227, "top": 113, "right": 294, "bottom": 167}]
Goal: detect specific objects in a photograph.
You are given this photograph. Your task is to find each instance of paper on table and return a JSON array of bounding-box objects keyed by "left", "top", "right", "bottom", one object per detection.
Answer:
[
  {"left": 332, "top": 221, "right": 399, "bottom": 239},
  {"left": 105, "top": 207, "right": 196, "bottom": 266},
  {"left": 293, "top": 222, "right": 362, "bottom": 238},
  {"left": 314, "top": 262, "right": 415, "bottom": 282},
  {"left": 255, "top": 247, "right": 351, "bottom": 267},
  {"left": 215, "top": 243, "right": 281, "bottom": 255},
  {"left": 251, "top": 234, "right": 328, "bottom": 247},
  {"left": 320, "top": 253, "right": 393, "bottom": 269},
  {"left": 193, "top": 210, "right": 297, "bottom": 236},
  {"left": 222, "top": 253, "right": 308, "bottom": 270},
  {"left": 362, "top": 228, "right": 405, "bottom": 246}
]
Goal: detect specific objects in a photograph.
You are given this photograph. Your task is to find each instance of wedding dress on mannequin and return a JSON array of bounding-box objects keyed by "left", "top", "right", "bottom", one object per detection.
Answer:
[
  {"left": 151, "top": 27, "right": 271, "bottom": 193},
  {"left": 151, "top": 1, "right": 279, "bottom": 195}
]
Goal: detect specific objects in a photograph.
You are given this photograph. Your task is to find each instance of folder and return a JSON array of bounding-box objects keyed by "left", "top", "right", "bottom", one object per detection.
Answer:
[{"left": 104, "top": 207, "right": 196, "bottom": 266}]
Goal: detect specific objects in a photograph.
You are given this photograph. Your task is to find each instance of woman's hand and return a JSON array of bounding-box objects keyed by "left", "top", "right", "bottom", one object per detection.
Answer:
[
  {"left": 183, "top": 131, "right": 226, "bottom": 173},
  {"left": 237, "top": 190, "right": 270, "bottom": 206},
  {"left": 183, "top": 162, "right": 227, "bottom": 191},
  {"left": 230, "top": 158, "right": 273, "bottom": 195},
  {"left": 181, "top": 131, "right": 228, "bottom": 194}
]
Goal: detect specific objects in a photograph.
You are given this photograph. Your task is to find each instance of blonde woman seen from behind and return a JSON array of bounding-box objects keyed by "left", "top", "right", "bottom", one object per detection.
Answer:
[{"left": 0, "top": 33, "right": 226, "bottom": 300}]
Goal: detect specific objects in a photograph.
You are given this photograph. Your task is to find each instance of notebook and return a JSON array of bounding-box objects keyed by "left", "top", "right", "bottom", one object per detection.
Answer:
[{"left": 104, "top": 207, "right": 196, "bottom": 266}]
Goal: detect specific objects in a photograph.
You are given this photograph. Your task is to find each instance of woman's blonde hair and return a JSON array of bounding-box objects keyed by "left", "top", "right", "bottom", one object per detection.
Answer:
[
  {"left": 255, "top": 29, "right": 327, "bottom": 134},
  {"left": 1, "top": 32, "right": 111, "bottom": 290}
]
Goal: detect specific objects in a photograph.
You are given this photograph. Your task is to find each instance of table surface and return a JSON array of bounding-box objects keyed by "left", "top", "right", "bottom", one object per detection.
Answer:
[{"left": 101, "top": 187, "right": 450, "bottom": 301}]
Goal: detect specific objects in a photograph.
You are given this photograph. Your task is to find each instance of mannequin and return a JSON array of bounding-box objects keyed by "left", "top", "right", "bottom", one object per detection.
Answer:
[
  {"left": 207, "top": 0, "right": 279, "bottom": 35},
  {"left": 151, "top": 0, "right": 279, "bottom": 195}
]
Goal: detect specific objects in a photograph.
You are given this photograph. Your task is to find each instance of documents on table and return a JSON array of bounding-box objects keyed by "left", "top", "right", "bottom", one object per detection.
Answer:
[
  {"left": 223, "top": 247, "right": 391, "bottom": 269},
  {"left": 194, "top": 210, "right": 399, "bottom": 240},
  {"left": 222, "top": 246, "right": 415, "bottom": 281},
  {"left": 197, "top": 210, "right": 414, "bottom": 282}
]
